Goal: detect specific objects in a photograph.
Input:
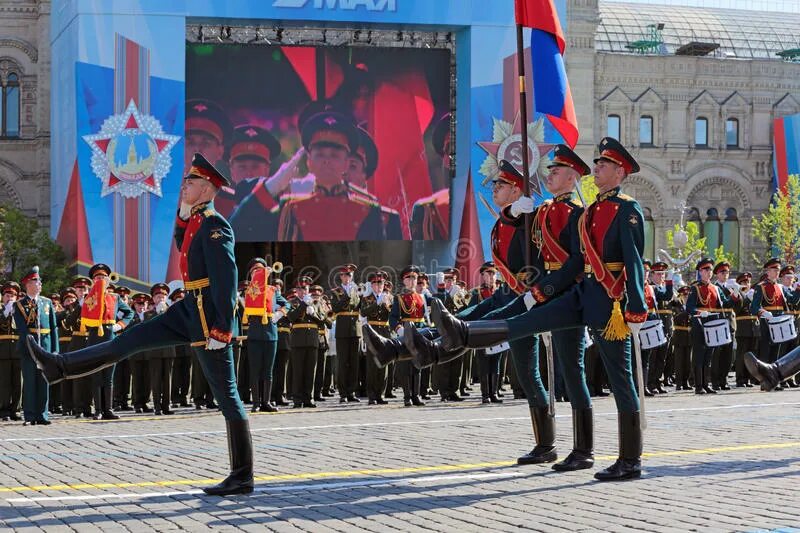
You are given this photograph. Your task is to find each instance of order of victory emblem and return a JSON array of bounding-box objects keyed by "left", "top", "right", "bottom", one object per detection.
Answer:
[{"left": 83, "top": 100, "right": 180, "bottom": 199}]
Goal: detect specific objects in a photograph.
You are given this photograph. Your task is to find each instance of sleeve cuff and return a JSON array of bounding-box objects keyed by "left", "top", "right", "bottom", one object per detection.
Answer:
[
  {"left": 624, "top": 311, "right": 648, "bottom": 323},
  {"left": 253, "top": 181, "right": 279, "bottom": 211},
  {"left": 531, "top": 285, "right": 548, "bottom": 304},
  {"left": 209, "top": 327, "right": 233, "bottom": 343},
  {"left": 115, "top": 321, "right": 127, "bottom": 330},
  {"left": 175, "top": 216, "right": 188, "bottom": 229}
]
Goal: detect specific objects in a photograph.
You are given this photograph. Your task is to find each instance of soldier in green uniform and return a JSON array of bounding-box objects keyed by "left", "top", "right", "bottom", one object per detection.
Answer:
[
  {"left": 310, "top": 285, "right": 332, "bottom": 403},
  {"left": 0, "top": 281, "right": 21, "bottom": 421},
  {"left": 63, "top": 277, "right": 93, "bottom": 418},
  {"left": 732, "top": 273, "right": 758, "bottom": 387},
  {"left": 414, "top": 139, "right": 648, "bottom": 481},
  {"left": 147, "top": 283, "right": 174, "bottom": 415},
  {"left": 287, "top": 277, "right": 326, "bottom": 408},
  {"left": 272, "top": 279, "right": 292, "bottom": 406},
  {"left": 112, "top": 286, "right": 133, "bottom": 411},
  {"left": 169, "top": 287, "right": 192, "bottom": 407},
  {"left": 26, "top": 153, "right": 254, "bottom": 496},
  {"left": 15, "top": 267, "right": 59, "bottom": 425},
  {"left": 469, "top": 263, "right": 503, "bottom": 403},
  {"left": 434, "top": 268, "right": 469, "bottom": 402},
  {"left": 128, "top": 292, "right": 154, "bottom": 413},
  {"left": 671, "top": 286, "right": 692, "bottom": 390},
  {"left": 779, "top": 266, "right": 800, "bottom": 387},
  {"left": 643, "top": 262, "right": 675, "bottom": 394},
  {"left": 711, "top": 261, "right": 739, "bottom": 390},
  {"left": 330, "top": 264, "right": 362, "bottom": 403},
  {"left": 55, "top": 288, "right": 78, "bottom": 415},
  {"left": 360, "top": 272, "right": 391, "bottom": 405}
]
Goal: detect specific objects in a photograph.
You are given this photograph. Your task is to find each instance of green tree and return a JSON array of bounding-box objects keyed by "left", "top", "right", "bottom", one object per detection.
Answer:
[
  {"left": 712, "top": 245, "right": 737, "bottom": 268},
  {"left": 0, "top": 206, "right": 71, "bottom": 295},
  {"left": 577, "top": 175, "right": 599, "bottom": 206},
  {"left": 751, "top": 173, "right": 800, "bottom": 266}
]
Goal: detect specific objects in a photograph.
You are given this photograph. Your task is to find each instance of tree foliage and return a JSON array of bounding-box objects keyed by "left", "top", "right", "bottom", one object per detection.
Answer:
[
  {"left": 751, "top": 174, "right": 800, "bottom": 266},
  {"left": 0, "top": 206, "right": 71, "bottom": 295}
]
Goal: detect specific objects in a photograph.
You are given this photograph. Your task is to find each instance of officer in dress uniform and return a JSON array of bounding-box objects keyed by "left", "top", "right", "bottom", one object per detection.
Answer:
[
  {"left": 434, "top": 268, "right": 469, "bottom": 402},
  {"left": 417, "top": 139, "right": 647, "bottom": 481},
  {"left": 643, "top": 261, "right": 675, "bottom": 395},
  {"left": 416, "top": 273, "right": 434, "bottom": 400},
  {"left": 311, "top": 285, "right": 332, "bottom": 403},
  {"left": 732, "top": 273, "right": 758, "bottom": 387},
  {"left": 242, "top": 258, "right": 289, "bottom": 413},
  {"left": 470, "top": 263, "right": 503, "bottom": 403},
  {"left": 686, "top": 258, "right": 738, "bottom": 395},
  {"left": 111, "top": 286, "right": 133, "bottom": 411},
  {"left": 169, "top": 287, "right": 192, "bottom": 407},
  {"left": 287, "top": 277, "right": 325, "bottom": 408},
  {"left": 0, "top": 281, "right": 21, "bottom": 421},
  {"left": 360, "top": 272, "right": 391, "bottom": 405},
  {"left": 63, "top": 276, "right": 93, "bottom": 418},
  {"left": 55, "top": 288, "right": 78, "bottom": 415},
  {"left": 711, "top": 261, "right": 739, "bottom": 390},
  {"left": 671, "top": 286, "right": 692, "bottom": 390},
  {"left": 14, "top": 267, "right": 58, "bottom": 425},
  {"left": 390, "top": 267, "right": 429, "bottom": 406},
  {"left": 329, "top": 264, "right": 362, "bottom": 403},
  {"left": 277, "top": 112, "right": 388, "bottom": 241},
  {"left": 128, "top": 293, "right": 154, "bottom": 413},
  {"left": 26, "top": 153, "right": 254, "bottom": 496},
  {"left": 227, "top": 126, "right": 283, "bottom": 241},
  {"left": 147, "top": 283, "right": 175, "bottom": 416},
  {"left": 272, "top": 279, "right": 292, "bottom": 406},
  {"left": 750, "top": 259, "right": 800, "bottom": 390}
]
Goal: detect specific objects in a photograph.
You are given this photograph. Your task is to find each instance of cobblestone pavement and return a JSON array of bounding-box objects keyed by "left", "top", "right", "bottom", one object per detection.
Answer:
[{"left": 1, "top": 387, "right": 799, "bottom": 532}]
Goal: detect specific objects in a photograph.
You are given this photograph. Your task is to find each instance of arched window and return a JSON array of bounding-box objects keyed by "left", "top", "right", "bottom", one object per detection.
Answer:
[
  {"left": 2, "top": 73, "right": 20, "bottom": 138},
  {"left": 642, "top": 207, "right": 655, "bottom": 261},
  {"left": 607, "top": 114, "right": 621, "bottom": 140},
  {"left": 726, "top": 118, "right": 739, "bottom": 148},
  {"left": 695, "top": 117, "right": 708, "bottom": 147},
  {"left": 722, "top": 208, "right": 740, "bottom": 265},
  {"left": 704, "top": 208, "right": 721, "bottom": 251}
]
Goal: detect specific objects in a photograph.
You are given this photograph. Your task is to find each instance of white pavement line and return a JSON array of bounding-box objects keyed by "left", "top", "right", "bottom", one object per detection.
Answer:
[
  {"left": 5, "top": 471, "right": 527, "bottom": 504},
  {"left": 3, "top": 401, "right": 798, "bottom": 444}
]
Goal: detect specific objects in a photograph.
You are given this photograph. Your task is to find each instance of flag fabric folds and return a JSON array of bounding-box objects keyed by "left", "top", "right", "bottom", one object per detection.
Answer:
[{"left": 515, "top": 0, "right": 579, "bottom": 148}]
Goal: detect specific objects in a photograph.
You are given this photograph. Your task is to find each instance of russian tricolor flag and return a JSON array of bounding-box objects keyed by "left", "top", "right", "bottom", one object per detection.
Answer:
[
  {"left": 516, "top": 0, "right": 579, "bottom": 148},
  {"left": 773, "top": 114, "right": 800, "bottom": 195}
]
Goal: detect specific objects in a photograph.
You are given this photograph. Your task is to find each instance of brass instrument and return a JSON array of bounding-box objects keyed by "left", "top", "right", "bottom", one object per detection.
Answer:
[
  {"left": 109, "top": 272, "right": 120, "bottom": 283},
  {"left": 356, "top": 283, "right": 368, "bottom": 296},
  {"left": 271, "top": 261, "right": 283, "bottom": 274}
]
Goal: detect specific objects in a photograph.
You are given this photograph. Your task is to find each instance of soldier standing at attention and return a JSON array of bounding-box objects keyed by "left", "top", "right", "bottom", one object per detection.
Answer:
[
  {"left": 0, "top": 281, "right": 21, "bottom": 421},
  {"left": 15, "top": 267, "right": 59, "bottom": 425},
  {"left": 310, "top": 285, "right": 331, "bottom": 404},
  {"left": 359, "top": 272, "right": 391, "bottom": 405},
  {"left": 272, "top": 279, "right": 292, "bottom": 406},
  {"left": 147, "top": 283, "right": 174, "bottom": 416},
  {"left": 287, "top": 277, "right": 325, "bottom": 408},
  {"left": 732, "top": 273, "right": 758, "bottom": 388},
  {"left": 711, "top": 261, "right": 739, "bottom": 391},
  {"left": 169, "top": 287, "right": 192, "bottom": 407},
  {"left": 330, "top": 264, "right": 362, "bottom": 403},
  {"left": 671, "top": 286, "right": 692, "bottom": 390}
]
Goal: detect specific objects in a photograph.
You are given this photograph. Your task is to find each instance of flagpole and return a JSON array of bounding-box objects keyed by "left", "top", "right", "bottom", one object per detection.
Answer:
[{"left": 515, "top": 23, "right": 533, "bottom": 273}]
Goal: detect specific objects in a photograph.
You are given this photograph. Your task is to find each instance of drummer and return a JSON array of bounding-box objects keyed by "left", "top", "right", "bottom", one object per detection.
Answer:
[
  {"left": 686, "top": 258, "right": 738, "bottom": 395},
  {"left": 751, "top": 259, "right": 800, "bottom": 389}
]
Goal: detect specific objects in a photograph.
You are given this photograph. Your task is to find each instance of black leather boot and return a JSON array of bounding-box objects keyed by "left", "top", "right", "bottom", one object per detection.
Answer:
[
  {"left": 594, "top": 411, "right": 642, "bottom": 481},
  {"left": 517, "top": 407, "right": 557, "bottom": 464},
  {"left": 261, "top": 380, "right": 277, "bottom": 412},
  {"left": 745, "top": 348, "right": 800, "bottom": 391},
  {"left": 693, "top": 366, "right": 705, "bottom": 395},
  {"left": 702, "top": 366, "right": 716, "bottom": 394},
  {"left": 364, "top": 324, "right": 410, "bottom": 368},
  {"left": 102, "top": 386, "right": 120, "bottom": 420},
  {"left": 25, "top": 335, "right": 122, "bottom": 385},
  {"left": 404, "top": 327, "right": 466, "bottom": 369},
  {"left": 92, "top": 388, "right": 103, "bottom": 420},
  {"left": 480, "top": 375, "right": 490, "bottom": 404},
  {"left": 552, "top": 408, "right": 594, "bottom": 471},
  {"left": 488, "top": 372, "right": 502, "bottom": 403},
  {"left": 434, "top": 312, "right": 510, "bottom": 352},
  {"left": 203, "top": 419, "right": 255, "bottom": 496},
  {"left": 250, "top": 380, "right": 261, "bottom": 413}
]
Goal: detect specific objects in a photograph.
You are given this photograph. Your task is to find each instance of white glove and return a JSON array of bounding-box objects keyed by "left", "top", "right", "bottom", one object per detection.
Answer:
[
  {"left": 509, "top": 196, "right": 534, "bottom": 217},
  {"left": 264, "top": 147, "right": 304, "bottom": 197},
  {"left": 303, "top": 294, "right": 313, "bottom": 305},
  {"left": 724, "top": 279, "right": 738, "bottom": 290},
  {"left": 436, "top": 272, "right": 445, "bottom": 286},
  {"left": 156, "top": 301, "right": 169, "bottom": 314},
  {"left": 2, "top": 302, "right": 12, "bottom": 317},
  {"left": 359, "top": 316, "right": 368, "bottom": 325},
  {"left": 746, "top": 288, "right": 755, "bottom": 299},
  {"left": 448, "top": 285, "right": 460, "bottom": 298},
  {"left": 627, "top": 321, "right": 644, "bottom": 338},
  {"left": 523, "top": 291, "right": 536, "bottom": 310},
  {"left": 699, "top": 311, "right": 710, "bottom": 318},
  {"left": 178, "top": 202, "right": 193, "bottom": 220},
  {"left": 671, "top": 272, "right": 683, "bottom": 286},
  {"left": 272, "top": 310, "right": 284, "bottom": 323},
  {"left": 206, "top": 338, "right": 227, "bottom": 350},
  {"left": 112, "top": 323, "right": 123, "bottom": 333},
  {"left": 396, "top": 326, "right": 405, "bottom": 339},
  {"left": 761, "top": 311, "right": 773, "bottom": 320}
]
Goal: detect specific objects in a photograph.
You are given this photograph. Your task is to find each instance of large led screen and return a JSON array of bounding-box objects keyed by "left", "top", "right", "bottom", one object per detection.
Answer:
[{"left": 186, "top": 43, "right": 452, "bottom": 242}]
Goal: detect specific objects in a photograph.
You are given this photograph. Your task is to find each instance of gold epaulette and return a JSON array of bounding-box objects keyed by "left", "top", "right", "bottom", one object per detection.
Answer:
[
  {"left": 204, "top": 209, "right": 214, "bottom": 217},
  {"left": 616, "top": 193, "right": 634, "bottom": 201}
]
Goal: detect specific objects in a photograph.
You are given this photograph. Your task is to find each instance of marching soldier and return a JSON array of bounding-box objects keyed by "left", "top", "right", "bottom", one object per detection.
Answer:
[
  {"left": 169, "top": 287, "right": 192, "bottom": 407},
  {"left": 733, "top": 273, "right": 758, "bottom": 388},
  {"left": 272, "top": 279, "right": 292, "bottom": 406},
  {"left": 129, "top": 293, "right": 154, "bottom": 413},
  {"left": 14, "top": 267, "right": 58, "bottom": 425},
  {"left": 671, "top": 286, "right": 692, "bottom": 390},
  {"left": 414, "top": 138, "right": 647, "bottom": 481},
  {"left": 751, "top": 259, "right": 800, "bottom": 390},
  {"left": 711, "top": 261, "right": 739, "bottom": 390},
  {"left": 686, "top": 258, "right": 737, "bottom": 395},
  {"left": 287, "top": 277, "right": 325, "bottom": 408},
  {"left": 242, "top": 259, "right": 289, "bottom": 413},
  {"left": 0, "top": 281, "right": 21, "bottom": 421},
  {"left": 359, "top": 272, "right": 391, "bottom": 405},
  {"left": 330, "top": 264, "right": 362, "bottom": 403},
  {"left": 148, "top": 283, "right": 174, "bottom": 415}
]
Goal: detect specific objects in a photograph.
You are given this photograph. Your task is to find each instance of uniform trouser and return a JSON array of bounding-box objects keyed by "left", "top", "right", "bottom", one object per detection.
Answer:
[
  {"left": 314, "top": 347, "right": 326, "bottom": 398},
  {"left": 460, "top": 350, "right": 473, "bottom": 391},
  {"left": 191, "top": 353, "right": 212, "bottom": 404},
  {"left": 446, "top": 357, "right": 463, "bottom": 396},
  {"left": 65, "top": 316, "right": 246, "bottom": 420},
  {"left": 49, "top": 382, "right": 61, "bottom": 410},
  {"left": 248, "top": 340, "right": 277, "bottom": 383},
  {"left": 420, "top": 367, "right": 431, "bottom": 394},
  {"left": 735, "top": 336, "right": 758, "bottom": 384},
  {"left": 171, "top": 355, "right": 191, "bottom": 403},
  {"left": 21, "top": 351, "right": 49, "bottom": 422},
  {"left": 273, "top": 348, "right": 289, "bottom": 400},
  {"left": 477, "top": 350, "right": 501, "bottom": 376},
  {"left": 61, "top": 380, "right": 74, "bottom": 413},
  {"left": 673, "top": 344, "right": 692, "bottom": 386},
  {"left": 647, "top": 339, "right": 671, "bottom": 389},
  {"left": 149, "top": 358, "right": 173, "bottom": 411},
  {"left": 357, "top": 351, "right": 367, "bottom": 394},
  {"left": 712, "top": 341, "right": 735, "bottom": 386},
  {"left": 335, "top": 338, "right": 359, "bottom": 398},
  {"left": 0, "top": 358, "right": 21, "bottom": 416},
  {"left": 366, "top": 353, "right": 387, "bottom": 400},
  {"left": 397, "top": 360, "right": 420, "bottom": 399},
  {"left": 291, "top": 346, "right": 317, "bottom": 404},
  {"left": 91, "top": 365, "right": 116, "bottom": 413},
  {"left": 113, "top": 359, "right": 132, "bottom": 407},
  {"left": 73, "top": 376, "right": 92, "bottom": 414},
  {"left": 130, "top": 357, "right": 150, "bottom": 407},
  {"left": 324, "top": 355, "right": 336, "bottom": 392},
  {"left": 384, "top": 361, "right": 395, "bottom": 396},
  {"left": 236, "top": 343, "right": 249, "bottom": 402},
  {"left": 504, "top": 289, "right": 639, "bottom": 413}
]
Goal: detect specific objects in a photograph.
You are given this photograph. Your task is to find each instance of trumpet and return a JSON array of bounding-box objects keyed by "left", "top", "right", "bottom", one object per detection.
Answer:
[
  {"left": 109, "top": 272, "right": 120, "bottom": 283},
  {"left": 356, "top": 283, "right": 368, "bottom": 296},
  {"left": 271, "top": 261, "right": 283, "bottom": 274}
]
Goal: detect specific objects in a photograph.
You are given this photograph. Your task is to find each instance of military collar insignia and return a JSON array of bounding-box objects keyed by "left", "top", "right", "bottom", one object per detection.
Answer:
[
  {"left": 191, "top": 202, "right": 211, "bottom": 216},
  {"left": 596, "top": 187, "right": 620, "bottom": 203},
  {"left": 554, "top": 192, "right": 574, "bottom": 203}
]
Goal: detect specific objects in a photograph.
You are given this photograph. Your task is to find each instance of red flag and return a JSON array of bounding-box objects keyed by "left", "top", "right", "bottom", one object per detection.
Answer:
[
  {"left": 515, "top": 0, "right": 566, "bottom": 52},
  {"left": 454, "top": 173, "right": 484, "bottom": 288}
]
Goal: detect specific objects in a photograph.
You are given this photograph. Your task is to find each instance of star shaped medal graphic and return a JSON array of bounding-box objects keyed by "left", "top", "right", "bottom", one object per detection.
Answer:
[{"left": 84, "top": 100, "right": 180, "bottom": 199}]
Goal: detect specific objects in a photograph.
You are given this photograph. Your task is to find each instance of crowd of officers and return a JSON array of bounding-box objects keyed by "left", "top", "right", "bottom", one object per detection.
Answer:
[{"left": 2, "top": 254, "right": 799, "bottom": 423}]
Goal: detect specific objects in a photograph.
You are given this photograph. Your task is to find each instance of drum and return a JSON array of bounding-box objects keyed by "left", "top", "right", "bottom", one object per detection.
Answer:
[
  {"left": 638, "top": 320, "right": 667, "bottom": 350},
  {"left": 702, "top": 319, "right": 732, "bottom": 347},
  {"left": 768, "top": 314, "right": 797, "bottom": 344},
  {"left": 485, "top": 341, "right": 510, "bottom": 355}
]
